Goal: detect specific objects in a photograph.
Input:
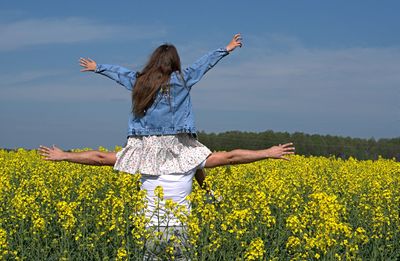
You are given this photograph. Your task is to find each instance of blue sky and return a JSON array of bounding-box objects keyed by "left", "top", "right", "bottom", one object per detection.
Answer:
[{"left": 0, "top": 1, "right": 399, "bottom": 149}]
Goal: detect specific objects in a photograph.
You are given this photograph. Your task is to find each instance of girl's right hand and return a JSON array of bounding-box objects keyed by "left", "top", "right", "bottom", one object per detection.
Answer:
[
  {"left": 226, "top": 33, "right": 243, "bottom": 52},
  {"left": 79, "top": 57, "right": 97, "bottom": 72}
]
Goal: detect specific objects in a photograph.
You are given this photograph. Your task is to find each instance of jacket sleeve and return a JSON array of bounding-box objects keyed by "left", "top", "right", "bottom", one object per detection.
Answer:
[
  {"left": 183, "top": 47, "right": 229, "bottom": 89},
  {"left": 95, "top": 64, "right": 137, "bottom": 91}
]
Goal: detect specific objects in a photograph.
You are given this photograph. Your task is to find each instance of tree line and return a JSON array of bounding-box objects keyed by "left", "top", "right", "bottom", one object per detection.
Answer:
[
  {"left": 2, "top": 130, "right": 398, "bottom": 161},
  {"left": 197, "top": 130, "right": 400, "bottom": 161}
]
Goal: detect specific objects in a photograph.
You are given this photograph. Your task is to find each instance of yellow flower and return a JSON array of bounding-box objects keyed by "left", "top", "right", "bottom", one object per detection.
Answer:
[
  {"left": 1, "top": 148, "right": 399, "bottom": 260},
  {"left": 154, "top": 186, "right": 164, "bottom": 200},
  {"left": 244, "top": 237, "right": 265, "bottom": 260}
]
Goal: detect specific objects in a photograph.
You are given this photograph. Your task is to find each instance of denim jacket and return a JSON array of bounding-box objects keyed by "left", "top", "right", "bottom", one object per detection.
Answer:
[{"left": 95, "top": 47, "right": 229, "bottom": 137}]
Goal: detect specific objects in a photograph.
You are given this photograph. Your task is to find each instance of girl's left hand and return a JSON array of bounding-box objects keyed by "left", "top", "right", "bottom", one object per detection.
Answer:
[
  {"left": 79, "top": 57, "right": 97, "bottom": 72},
  {"left": 226, "top": 33, "right": 243, "bottom": 52}
]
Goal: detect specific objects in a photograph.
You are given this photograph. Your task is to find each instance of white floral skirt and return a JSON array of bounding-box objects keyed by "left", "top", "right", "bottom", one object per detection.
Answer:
[{"left": 114, "top": 134, "right": 211, "bottom": 176}]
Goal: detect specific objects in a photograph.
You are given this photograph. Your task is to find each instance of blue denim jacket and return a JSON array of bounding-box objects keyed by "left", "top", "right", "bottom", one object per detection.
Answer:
[{"left": 95, "top": 47, "right": 229, "bottom": 137}]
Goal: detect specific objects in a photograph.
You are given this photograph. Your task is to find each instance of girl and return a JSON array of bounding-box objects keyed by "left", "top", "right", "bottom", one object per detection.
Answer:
[{"left": 79, "top": 34, "right": 242, "bottom": 185}]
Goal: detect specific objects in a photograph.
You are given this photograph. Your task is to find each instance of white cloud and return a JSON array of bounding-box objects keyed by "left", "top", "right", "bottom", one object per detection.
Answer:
[
  {"left": 192, "top": 42, "right": 400, "bottom": 115},
  {"left": 0, "top": 77, "right": 131, "bottom": 102},
  {"left": 0, "top": 17, "right": 166, "bottom": 51},
  {"left": 182, "top": 34, "right": 400, "bottom": 137},
  {"left": 0, "top": 70, "right": 66, "bottom": 86}
]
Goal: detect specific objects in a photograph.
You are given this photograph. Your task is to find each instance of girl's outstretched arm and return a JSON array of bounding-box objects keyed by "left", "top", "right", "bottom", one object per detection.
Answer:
[
  {"left": 204, "top": 143, "right": 295, "bottom": 168},
  {"left": 183, "top": 33, "right": 242, "bottom": 88},
  {"left": 79, "top": 57, "right": 136, "bottom": 91},
  {"left": 39, "top": 145, "right": 116, "bottom": 166}
]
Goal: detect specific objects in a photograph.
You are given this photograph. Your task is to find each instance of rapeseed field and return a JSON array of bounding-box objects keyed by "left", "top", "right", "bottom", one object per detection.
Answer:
[{"left": 0, "top": 149, "right": 399, "bottom": 260}]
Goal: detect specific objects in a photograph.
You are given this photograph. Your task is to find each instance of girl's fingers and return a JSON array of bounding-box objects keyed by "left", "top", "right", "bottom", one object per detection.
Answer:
[
  {"left": 80, "top": 59, "right": 95, "bottom": 67},
  {"left": 86, "top": 58, "right": 93, "bottom": 63},
  {"left": 232, "top": 34, "right": 241, "bottom": 43}
]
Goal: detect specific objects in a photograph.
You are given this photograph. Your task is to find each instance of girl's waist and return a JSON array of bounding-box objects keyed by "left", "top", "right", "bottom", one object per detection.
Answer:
[{"left": 127, "top": 127, "right": 197, "bottom": 137}]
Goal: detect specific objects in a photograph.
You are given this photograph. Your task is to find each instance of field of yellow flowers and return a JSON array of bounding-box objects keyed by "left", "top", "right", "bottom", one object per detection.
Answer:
[{"left": 0, "top": 148, "right": 399, "bottom": 260}]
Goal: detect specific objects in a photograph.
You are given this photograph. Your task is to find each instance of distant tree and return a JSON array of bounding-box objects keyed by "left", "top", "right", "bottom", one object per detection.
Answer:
[{"left": 197, "top": 130, "right": 398, "bottom": 161}]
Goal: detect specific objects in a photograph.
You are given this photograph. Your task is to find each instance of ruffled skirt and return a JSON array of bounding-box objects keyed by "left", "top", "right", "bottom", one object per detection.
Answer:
[{"left": 114, "top": 134, "right": 211, "bottom": 176}]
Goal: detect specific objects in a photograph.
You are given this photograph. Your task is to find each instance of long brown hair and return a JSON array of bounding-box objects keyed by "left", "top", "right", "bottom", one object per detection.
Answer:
[{"left": 132, "top": 44, "right": 181, "bottom": 117}]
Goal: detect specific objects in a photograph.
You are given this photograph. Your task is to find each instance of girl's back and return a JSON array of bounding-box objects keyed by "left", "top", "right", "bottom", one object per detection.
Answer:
[{"left": 94, "top": 47, "right": 230, "bottom": 136}]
